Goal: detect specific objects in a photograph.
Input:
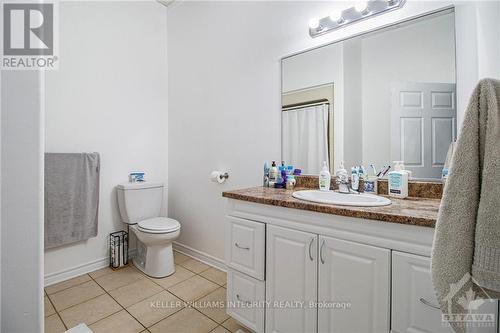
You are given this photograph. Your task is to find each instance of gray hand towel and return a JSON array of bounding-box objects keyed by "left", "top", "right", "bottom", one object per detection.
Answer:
[
  {"left": 45, "top": 153, "right": 100, "bottom": 249},
  {"left": 431, "top": 78, "right": 500, "bottom": 333}
]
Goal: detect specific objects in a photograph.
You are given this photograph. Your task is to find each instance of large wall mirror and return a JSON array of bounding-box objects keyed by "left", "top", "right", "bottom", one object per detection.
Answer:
[{"left": 281, "top": 9, "right": 456, "bottom": 180}]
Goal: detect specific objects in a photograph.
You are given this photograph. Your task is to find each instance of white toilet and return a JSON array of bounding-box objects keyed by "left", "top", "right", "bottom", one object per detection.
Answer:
[{"left": 116, "top": 182, "right": 180, "bottom": 278}]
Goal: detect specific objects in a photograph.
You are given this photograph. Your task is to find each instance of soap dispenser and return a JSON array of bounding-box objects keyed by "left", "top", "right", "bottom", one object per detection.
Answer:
[
  {"left": 387, "top": 161, "right": 409, "bottom": 198},
  {"left": 319, "top": 161, "right": 331, "bottom": 191}
]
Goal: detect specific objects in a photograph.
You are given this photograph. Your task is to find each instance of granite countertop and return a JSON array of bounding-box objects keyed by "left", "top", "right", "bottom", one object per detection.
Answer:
[{"left": 222, "top": 186, "right": 441, "bottom": 228}]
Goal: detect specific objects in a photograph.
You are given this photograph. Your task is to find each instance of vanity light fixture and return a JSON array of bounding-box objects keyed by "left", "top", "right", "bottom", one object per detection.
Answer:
[
  {"left": 354, "top": 1, "right": 368, "bottom": 13},
  {"left": 308, "top": 17, "right": 320, "bottom": 30},
  {"left": 329, "top": 10, "right": 343, "bottom": 24},
  {"left": 309, "top": 0, "right": 406, "bottom": 38}
]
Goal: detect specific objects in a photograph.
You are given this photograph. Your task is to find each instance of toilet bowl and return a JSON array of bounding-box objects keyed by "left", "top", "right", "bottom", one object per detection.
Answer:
[
  {"left": 130, "top": 217, "right": 180, "bottom": 277},
  {"left": 116, "top": 182, "right": 181, "bottom": 278}
]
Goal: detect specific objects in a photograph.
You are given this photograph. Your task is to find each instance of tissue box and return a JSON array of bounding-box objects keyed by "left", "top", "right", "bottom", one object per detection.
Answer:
[{"left": 129, "top": 171, "right": 145, "bottom": 182}]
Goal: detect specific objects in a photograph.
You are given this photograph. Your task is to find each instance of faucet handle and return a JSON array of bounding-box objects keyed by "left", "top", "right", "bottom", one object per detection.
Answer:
[{"left": 335, "top": 173, "right": 349, "bottom": 184}]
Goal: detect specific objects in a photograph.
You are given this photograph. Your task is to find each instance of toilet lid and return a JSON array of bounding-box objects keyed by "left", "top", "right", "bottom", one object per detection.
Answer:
[{"left": 138, "top": 217, "right": 180, "bottom": 234}]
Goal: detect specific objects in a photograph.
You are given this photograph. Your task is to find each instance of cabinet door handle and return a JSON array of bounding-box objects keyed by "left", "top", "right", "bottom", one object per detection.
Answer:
[
  {"left": 236, "top": 294, "right": 251, "bottom": 305},
  {"left": 419, "top": 297, "right": 441, "bottom": 310},
  {"left": 308, "top": 238, "right": 315, "bottom": 261},
  {"left": 320, "top": 240, "right": 326, "bottom": 264},
  {"left": 235, "top": 242, "right": 250, "bottom": 250}
]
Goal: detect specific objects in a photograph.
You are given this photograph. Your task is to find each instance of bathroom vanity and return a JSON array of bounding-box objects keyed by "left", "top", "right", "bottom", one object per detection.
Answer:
[
  {"left": 220, "top": 5, "right": 499, "bottom": 333},
  {"left": 222, "top": 187, "right": 497, "bottom": 333}
]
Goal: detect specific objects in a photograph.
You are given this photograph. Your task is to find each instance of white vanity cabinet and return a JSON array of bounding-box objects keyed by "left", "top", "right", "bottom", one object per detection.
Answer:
[
  {"left": 266, "top": 225, "right": 318, "bottom": 333},
  {"left": 264, "top": 227, "right": 391, "bottom": 333},
  {"left": 224, "top": 200, "right": 498, "bottom": 333},
  {"left": 318, "top": 236, "right": 390, "bottom": 333}
]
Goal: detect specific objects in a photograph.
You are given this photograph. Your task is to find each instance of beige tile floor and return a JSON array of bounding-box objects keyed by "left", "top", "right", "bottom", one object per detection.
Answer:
[{"left": 45, "top": 251, "right": 253, "bottom": 333}]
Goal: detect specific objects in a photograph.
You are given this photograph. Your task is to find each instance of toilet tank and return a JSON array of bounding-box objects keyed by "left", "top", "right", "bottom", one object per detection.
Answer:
[{"left": 117, "top": 182, "right": 164, "bottom": 224}]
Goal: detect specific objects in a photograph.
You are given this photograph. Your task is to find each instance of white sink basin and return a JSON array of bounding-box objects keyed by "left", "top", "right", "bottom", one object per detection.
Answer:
[{"left": 292, "top": 190, "right": 391, "bottom": 207}]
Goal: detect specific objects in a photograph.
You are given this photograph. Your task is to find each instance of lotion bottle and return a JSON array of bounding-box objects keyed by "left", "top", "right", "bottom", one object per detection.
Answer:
[{"left": 319, "top": 161, "right": 331, "bottom": 191}]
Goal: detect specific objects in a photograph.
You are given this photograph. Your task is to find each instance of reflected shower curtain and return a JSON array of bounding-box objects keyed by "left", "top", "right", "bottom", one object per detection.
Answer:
[{"left": 282, "top": 104, "right": 329, "bottom": 175}]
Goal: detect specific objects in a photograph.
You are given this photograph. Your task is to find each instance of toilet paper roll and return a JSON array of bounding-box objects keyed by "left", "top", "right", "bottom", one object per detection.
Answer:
[{"left": 210, "top": 171, "right": 228, "bottom": 184}]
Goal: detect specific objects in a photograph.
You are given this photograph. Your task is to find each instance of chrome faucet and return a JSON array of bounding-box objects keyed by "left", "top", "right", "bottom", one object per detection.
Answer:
[{"left": 336, "top": 172, "right": 351, "bottom": 194}]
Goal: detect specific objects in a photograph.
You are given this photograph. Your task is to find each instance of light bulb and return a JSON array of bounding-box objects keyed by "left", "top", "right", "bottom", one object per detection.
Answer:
[
  {"left": 329, "top": 10, "right": 342, "bottom": 22},
  {"left": 308, "top": 18, "right": 320, "bottom": 29},
  {"left": 354, "top": 1, "right": 367, "bottom": 12}
]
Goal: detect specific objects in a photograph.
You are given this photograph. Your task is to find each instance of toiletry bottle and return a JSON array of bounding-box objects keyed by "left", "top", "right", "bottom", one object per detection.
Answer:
[
  {"left": 276, "top": 167, "right": 287, "bottom": 189},
  {"left": 351, "top": 166, "right": 360, "bottom": 192},
  {"left": 387, "top": 161, "right": 409, "bottom": 198},
  {"left": 359, "top": 166, "right": 367, "bottom": 193},
  {"left": 275, "top": 166, "right": 283, "bottom": 188},
  {"left": 286, "top": 175, "right": 296, "bottom": 190},
  {"left": 359, "top": 166, "right": 367, "bottom": 181},
  {"left": 269, "top": 161, "right": 278, "bottom": 187},
  {"left": 335, "top": 161, "right": 350, "bottom": 193},
  {"left": 335, "top": 161, "right": 348, "bottom": 180},
  {"left": 263, "top": 162, "right": 270, "bottom": 187},
  {"left": 319, "top": 161, "right": 331, "bottom": 191}
]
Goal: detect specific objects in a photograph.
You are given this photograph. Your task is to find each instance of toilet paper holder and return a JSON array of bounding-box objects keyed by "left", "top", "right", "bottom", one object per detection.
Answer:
[{"left": 210, "top": 171, "right": 229, "bottom": 183}]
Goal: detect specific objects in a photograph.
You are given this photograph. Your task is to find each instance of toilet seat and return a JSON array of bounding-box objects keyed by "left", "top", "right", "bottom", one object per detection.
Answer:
[{"left": 137, "top": 217, "right": 181, "bottom": 234}]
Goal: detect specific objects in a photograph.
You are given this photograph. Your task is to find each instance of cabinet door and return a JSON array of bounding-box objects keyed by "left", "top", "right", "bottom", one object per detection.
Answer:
[
  {"left": 266, "top": 225, "right": 318, "bottom": 333},
  {"left": 392, "top": 251, "right": 456, "bottom": 333},
  {"left": 318, "top": 236, "right": 390, "bottom": 333}
]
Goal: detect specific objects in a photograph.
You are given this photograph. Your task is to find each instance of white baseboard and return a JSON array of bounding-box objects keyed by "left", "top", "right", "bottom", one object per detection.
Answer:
[
  {"left": 173, "top": 241, "right": 226, "bottom": 272},
  {"left": 44, "top": 256, "right": 109, "bottom": 287},
  {"left": 45, "top": 244, "right": 224, "bottom": 287},
  {"left": 44, "top": 249, "right": 138, "bottom": 287}
]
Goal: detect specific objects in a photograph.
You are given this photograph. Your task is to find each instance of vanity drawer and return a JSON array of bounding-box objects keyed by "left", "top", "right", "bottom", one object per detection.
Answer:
[
  {"left": 225, "top": 216, "right": 265, "bottom": 280},
  {"left": 392, "top": 251, "right": 453, "bottom": 333},
  {"left": 227, "top": 269, "right": 265, "bottom": 333}
]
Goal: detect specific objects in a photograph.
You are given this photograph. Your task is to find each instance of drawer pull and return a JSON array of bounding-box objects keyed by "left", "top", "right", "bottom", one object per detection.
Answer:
[
  {"left": 235, "top": 242, "right": 250, "bottom": 250},
  {"left": 419, "top": 297, "right": 441, "bottom": 310},
  {"left": 236, "top": 294, "right": 252, "bottom": 305},
  {"left": 308, "top": 238, "right": 315, "bottom": 261},
  {"left": 320, "top": 240, "right": 326, "bottom": 264}
]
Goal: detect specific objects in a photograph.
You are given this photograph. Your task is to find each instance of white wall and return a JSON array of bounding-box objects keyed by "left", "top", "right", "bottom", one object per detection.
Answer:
[
  {"left": 361, "top": 13, "right": 456, "bottom": 167},
  {"left": 167, "top": 0, "right": 476, "bottom": 261},
  {"left": 1, "top": 71, "right": 44, "bottom": 332},
  {"left": 342, "top": 38, "right": 363, "bottom": 168},
  {"left": 44, "top": 1, "right": 168, "bottom": 283},
  {"left": 455, "top": 1, "right": 500, "bottom": 128}
]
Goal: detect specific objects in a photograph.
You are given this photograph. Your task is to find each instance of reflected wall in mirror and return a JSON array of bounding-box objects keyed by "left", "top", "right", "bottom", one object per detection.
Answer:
[{"left": 281, "top": 10, "right": 456, "bottom": 179}]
